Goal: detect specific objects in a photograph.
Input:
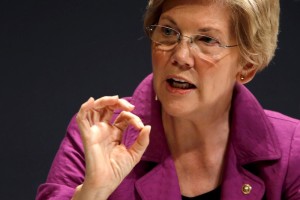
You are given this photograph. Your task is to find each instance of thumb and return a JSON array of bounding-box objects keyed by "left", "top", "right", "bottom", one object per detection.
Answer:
[{"left": 129, "top": 125, "right": 151, "bottom": 164}]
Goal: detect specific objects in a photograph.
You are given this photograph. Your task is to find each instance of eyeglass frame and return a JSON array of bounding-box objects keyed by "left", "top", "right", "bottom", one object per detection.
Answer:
[{"left": 145, "top": 24, "right": 238, "bottom": 51}]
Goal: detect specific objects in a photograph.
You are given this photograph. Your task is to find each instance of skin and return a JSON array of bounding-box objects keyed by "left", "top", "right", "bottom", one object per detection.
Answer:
[
  {"left": 153, "top": 0, "right": 241, "bottom": 122},
  {"left": 72, "top": 96, "right": 151, "bottom": 200},
  {"left": 72, "top": 0, "right": 258, "bottom": 199},
  {"left": 152, "top": 0, "right": 257, "bottom": 197}
]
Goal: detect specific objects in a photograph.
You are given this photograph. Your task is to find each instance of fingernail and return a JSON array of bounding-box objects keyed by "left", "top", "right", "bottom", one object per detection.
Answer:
[{"left": 128, "top": 103, "right": 135, "bottom": 108}]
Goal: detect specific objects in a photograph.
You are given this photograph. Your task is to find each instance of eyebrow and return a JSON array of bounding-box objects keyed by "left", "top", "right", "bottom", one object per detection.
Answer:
[
  {"left": 159, "top": 15, "right": 224, "bottom": 36},
  {"left": 160, "top": 16, "right": 177, "bottom": 26}
]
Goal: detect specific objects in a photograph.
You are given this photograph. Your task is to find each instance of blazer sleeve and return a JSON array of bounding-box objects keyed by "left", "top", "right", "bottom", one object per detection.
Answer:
[
  {"left": 283, "top": 121, "right": 300, "bottom": 199},
  {"left": 36, "top": 115, "right": 85, "bottom": 200}
]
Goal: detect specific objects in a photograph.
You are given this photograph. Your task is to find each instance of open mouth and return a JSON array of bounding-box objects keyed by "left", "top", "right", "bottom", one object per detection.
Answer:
[{"left": 167, "top": 78, "right": 196, "bottom": 89}]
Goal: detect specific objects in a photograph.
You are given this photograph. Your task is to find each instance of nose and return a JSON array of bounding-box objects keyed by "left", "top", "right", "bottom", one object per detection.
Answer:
[
  {"left": 181, "top": 35, "right": 194, "bottom": 44},
  {"left": 171, "top": 37, "right": 195, "bottom": 69}
]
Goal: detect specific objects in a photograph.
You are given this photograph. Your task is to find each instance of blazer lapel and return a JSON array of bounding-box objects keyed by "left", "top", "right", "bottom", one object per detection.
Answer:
[
  {"left": 221, "top": 143, "right": 265, "bottom": 200},
  {"left": 221, "top": 84, "right": 282, "bottom": 199},
  {"left": 135, "top": 155, "right": 181, "bottom": 200}
]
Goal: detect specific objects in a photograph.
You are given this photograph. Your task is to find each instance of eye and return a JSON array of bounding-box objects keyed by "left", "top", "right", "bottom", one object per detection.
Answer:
[
  {"left": 160, "top": 26, "right": 177, "bottom": 37},
  {"left": 195, "top": 35, "right": 219, "bottom": 46}
]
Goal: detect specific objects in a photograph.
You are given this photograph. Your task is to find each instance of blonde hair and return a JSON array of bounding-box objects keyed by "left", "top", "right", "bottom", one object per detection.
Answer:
[{"left": 144, "top": 0, "right": 280, "bottom": 71}]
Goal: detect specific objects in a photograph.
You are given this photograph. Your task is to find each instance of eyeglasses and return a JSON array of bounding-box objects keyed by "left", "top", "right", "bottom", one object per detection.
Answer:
[{"left": 146, "top": 25, "right": 238, "bottom": 58}]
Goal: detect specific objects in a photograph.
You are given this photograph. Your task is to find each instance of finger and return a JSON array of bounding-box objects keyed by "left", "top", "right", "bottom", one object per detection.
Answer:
[
  {"left": 93, "top": 95, "right": 119, "bottom": 110},
  {"left": 129, "top": 125, "right": 151, "bottom": 164},
  {"left": 87, "top": 109, "right": 100, "bottom": 126},
  {"left": 113, "top": 111, "right": 144, "bottom": 132},
  {"left": 76, "top": 97, "right": 95, "bottom": 132},
  {"left": 117, "top": 99, "right": 135, "bottom": 111},
  {"left": 94, "top": 97, "right": 135, "bottom": 112},
  {"left": 92, "top": 96, "right": 134, "bottom": 123}
]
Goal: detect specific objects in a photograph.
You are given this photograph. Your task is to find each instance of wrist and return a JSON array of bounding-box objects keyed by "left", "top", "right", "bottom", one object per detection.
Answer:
[{"left": 71, "top": 183, "right": 111, "bottom": 200}]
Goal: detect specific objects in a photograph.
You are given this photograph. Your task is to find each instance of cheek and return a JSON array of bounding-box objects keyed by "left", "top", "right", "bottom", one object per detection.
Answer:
[
  {"left": 151, "top": 49, "right": 161, "bottom": 91},
  {"left": 151, "top": 48, "right": 171, "bottom": 95},
  {"left": 151, "top": 47, "right": 170, "bottom": 72},
  {"left": 216, "top": 53, "right": 242, "bottom": 80}
]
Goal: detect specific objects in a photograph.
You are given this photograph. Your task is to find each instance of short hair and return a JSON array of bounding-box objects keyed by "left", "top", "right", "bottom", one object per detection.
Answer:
[{"left": 144, "top": 0, "right": 280, "bottom": 71}]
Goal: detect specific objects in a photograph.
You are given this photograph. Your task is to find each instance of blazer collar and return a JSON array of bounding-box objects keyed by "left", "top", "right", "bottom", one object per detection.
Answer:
[
  {"left": 128, "top": 74, "right": 281, "bottom": 165},
  {"left": 229, "top": 83, "right": 281, "bottom": 165},
  {"left": 125, "top": 75, "right": 281, "bottom": 199}
]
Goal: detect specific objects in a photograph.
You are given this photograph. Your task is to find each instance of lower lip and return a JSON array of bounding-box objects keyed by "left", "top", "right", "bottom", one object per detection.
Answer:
[{"left": 166, "top": 82, "right": 195, "bottom": 95}]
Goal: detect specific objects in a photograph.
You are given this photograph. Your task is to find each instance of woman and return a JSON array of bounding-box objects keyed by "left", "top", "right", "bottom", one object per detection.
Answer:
[{"left": 37, "top": 0, "right": 300, "bottom": 199}]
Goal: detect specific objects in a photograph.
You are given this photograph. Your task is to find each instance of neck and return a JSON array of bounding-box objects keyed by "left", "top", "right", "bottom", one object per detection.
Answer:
[
  {"left": 162, "top": 105, "right": 231, "bottom": 155},
  {"left": 162, "top": 107, "right": 231, "bottom": 196}
]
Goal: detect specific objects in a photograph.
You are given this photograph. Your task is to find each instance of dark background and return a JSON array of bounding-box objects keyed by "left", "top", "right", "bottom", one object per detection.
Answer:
[{"left": 0, "top": 0, "right": 299, "bottom": 199}]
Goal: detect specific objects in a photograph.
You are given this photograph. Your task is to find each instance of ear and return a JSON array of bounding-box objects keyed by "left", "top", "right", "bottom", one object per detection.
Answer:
[{"left": 236, "top": 63, "right": 258, "bottom": 84}]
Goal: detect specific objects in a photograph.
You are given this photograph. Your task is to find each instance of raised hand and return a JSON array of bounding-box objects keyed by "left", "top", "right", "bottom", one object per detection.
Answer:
[{"left": 72, "top": 96, "right": 151, "bottom": 200}]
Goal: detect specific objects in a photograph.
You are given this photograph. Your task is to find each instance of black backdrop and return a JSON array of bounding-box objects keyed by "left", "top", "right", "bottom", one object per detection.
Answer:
[{"left": 0, "top": 1, "right": 299, "bottom": 199}]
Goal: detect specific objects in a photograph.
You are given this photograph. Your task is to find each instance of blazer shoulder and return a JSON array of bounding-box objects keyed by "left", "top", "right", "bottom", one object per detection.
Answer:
[
  {"left": 264, "top": 110, "right": 300, "bottom": 198},
  {"left": 264, "top": 110, "right": 299, "bottom": 124},
  {"left": 264, "top": 110, "right": 300, "bottom": 133},
  {"left": 264, "top": 109, "right": 300, "bottom": 152}
]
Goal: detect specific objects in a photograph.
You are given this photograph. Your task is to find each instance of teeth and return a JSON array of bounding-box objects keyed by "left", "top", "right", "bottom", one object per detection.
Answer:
[{"left": 172, "top": 78, "right": 187, "bottom": 83}]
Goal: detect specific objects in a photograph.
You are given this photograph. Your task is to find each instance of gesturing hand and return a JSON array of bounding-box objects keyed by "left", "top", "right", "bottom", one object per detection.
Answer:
[{"left": 72, "top": 96, "right": 151, "bottom": 200}]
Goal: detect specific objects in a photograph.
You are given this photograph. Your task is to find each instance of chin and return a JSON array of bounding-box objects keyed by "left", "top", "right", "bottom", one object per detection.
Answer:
[{"left": 160, "top": 96, "right": 195, "bottom": 118}]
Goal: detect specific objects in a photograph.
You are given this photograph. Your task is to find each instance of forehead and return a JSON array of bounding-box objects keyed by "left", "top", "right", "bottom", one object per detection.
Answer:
[{"left": 161, "top": 0, "right": 232, "bottom": 30}]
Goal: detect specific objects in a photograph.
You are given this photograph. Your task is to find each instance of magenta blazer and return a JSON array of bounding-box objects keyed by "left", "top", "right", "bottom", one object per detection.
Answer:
[{"left": 36, "top": 74, "right": 300, "bottom": 200}]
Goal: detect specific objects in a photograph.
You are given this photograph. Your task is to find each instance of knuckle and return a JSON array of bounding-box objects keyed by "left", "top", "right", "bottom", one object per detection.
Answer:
[
  {"left": 119, "top": 110, "right": 130, "bottom": 117},
  {"left": 80, "top": 103, "right": 86, "bottom": 109},
  {"left": 76, "top": 114, "right": 82, "bottom": 121}
]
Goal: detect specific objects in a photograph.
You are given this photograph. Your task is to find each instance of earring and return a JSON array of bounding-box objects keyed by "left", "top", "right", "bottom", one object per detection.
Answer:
[
  {"left": 240, "top": 75, "right": 245, "bottom": 81},
  {"left": 155, "top": 95, "right": 158, "bottom": 101}
]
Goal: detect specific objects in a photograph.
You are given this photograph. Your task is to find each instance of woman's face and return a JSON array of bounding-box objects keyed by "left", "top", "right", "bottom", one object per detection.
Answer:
[{"left": 152, "top": 0, "right": 243, "bottom": 119}]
